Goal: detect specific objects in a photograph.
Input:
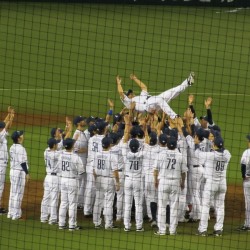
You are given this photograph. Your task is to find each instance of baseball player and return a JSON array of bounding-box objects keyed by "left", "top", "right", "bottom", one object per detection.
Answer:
[
  {"left": 40, "top": 138, "right": 61, "bottom": 224},
  {"left": 8, "top": 130, "right": 30, "bottom": 220},
  {"left": 237, "top": 134, "right": 250, "bottom": 231},
  {"left": 116, "top": 72, "right": 195, "bottom": 119},
  {"left": 154, "top": 135, "right": 187, "bottom": 236},
  {"left": 195, "top": 136, "right": 231, "bottom": 236},
  {"left": 72, "top": 116, "right": 88, "bottom": 210},
  {"left": 58, "top": 138, "right": 85, "bottom": 231},
  {"left": 92, "top": 137, "right": 120, "bottom": 229},
  {"left": 0, "top": 106, "right": 14, "bottom": 214},
  {"left": 123, "top": 138, "right": 145, "bottom": 232}
]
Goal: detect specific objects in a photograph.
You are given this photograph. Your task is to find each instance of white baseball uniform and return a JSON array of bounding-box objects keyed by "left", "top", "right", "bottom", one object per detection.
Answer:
[
  {"left": 58, "top": 151, "right": 85, "bottom": 229},
  {"left": 154, "top": 148, "right": 188, "bottom": 235},
  {"left": 92, "top": 150, "right": 118, "bottom": 228},
  {"left": 8, "top": 143, "right": 29, "bottom": 220},
  {"left": 84, "top": 134, "right": 104, "bottom": 215},
  {"left": 121, "top": 78, "right": 190, "bottom": 119},
  {"left": 124, "top": 150, "right": 145, "bottom": 230},
  {"left": 73, "top": 129, "right": 88, "bottom": 208},
  {"left": 40, "top": 149, "right": 61, "bottom": 224},
  {"left": 196, "top": 148, "right": 231, "bottom": 232},
  {"left": 0, "top": 128, "right": 9, "bottom": 208},
  {"left": 240, "top": 148, "right": 250, "bottom": 228}
]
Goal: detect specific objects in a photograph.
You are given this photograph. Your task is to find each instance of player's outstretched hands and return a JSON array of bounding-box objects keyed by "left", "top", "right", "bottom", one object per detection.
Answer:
[
  {"left": 116, "top": 75, "right": 122, "bottom": 85},
  {"left": 205, "top": 97, "right": 213, "bottom": 109},
  {"left": 130, "top": 74, "right": 137, "bottom": 81},
  {"left": 188, "top": 94, "right": 194, "bottom": 105},
  {"left": 108, "top": 99, "right": 114, "bottom": 108}
]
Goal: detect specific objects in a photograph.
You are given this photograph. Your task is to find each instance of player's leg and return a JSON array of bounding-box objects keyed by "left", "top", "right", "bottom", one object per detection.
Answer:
[
  {"left": 116, "top": 171, "right": 125, "bottom": 221},
  {"left": 68, "top": 179, "right": 78, "bottom": 229},
  {"left": 7, "top": 169, "right": 15, "bottom": 219},
  {"left": 144, "top": 173, "right": 153, "bottom": 221},
  {"left": 49, "top": 175, "right": 60, "bottom": 224},
  {"left": 178, "top": 177, "right": 188, "bottom": 222},
  {"left": 40, "top": 175, "right": 50, "bottom": 222},
  {"left": 104, "top": 178, "right": 116, "bottom": 229},
  {"left": 77, "top": 172, "right": 86, "bottom": 209},
  {"left": 158, "top": 72, "right": 195, "bottom": 103},
  {"left": 133, "top": 178, "right": 144, "bottom": 230},
  {"left": 84, "top": 172, "right": 96, "bottom": 216},
  {"left": 213, "top": 183, "right": 226, "bottom": 232},
  {"left": 123, "top": 178, "right": 133, "bottom": 230},
  {"left": 0, "top": 165, "right": 7, "bottom": 211},
  {"left": 58, "top": 179, "right": 68, "bottom": 228},
  {"left": 12, "top": 171, "right": 26, "bottom": 220},
  {"left": 157, "top": 179, "right": 168, "bottom": 234},
  {"left": 243, "top": 179, "right": 250, "bottom": 227},
  {"left": 93, "top": 176, "right": 104, "bottom": 227}
]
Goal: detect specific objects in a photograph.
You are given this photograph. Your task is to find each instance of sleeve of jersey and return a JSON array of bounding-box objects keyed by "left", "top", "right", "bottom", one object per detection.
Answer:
[
  {"left": 111, "top": 154, "right": 119, "bottom": 171},
  {"left": 77, "top": 157, "right": 85, "bottom": 174},
  {"left": 121, "top": 95, "right": 132, "bottom": 108}
]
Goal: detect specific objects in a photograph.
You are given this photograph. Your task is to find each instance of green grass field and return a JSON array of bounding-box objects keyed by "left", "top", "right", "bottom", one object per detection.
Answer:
[{"left": 0, "top": 2, "right": 250, "bottom": 249}]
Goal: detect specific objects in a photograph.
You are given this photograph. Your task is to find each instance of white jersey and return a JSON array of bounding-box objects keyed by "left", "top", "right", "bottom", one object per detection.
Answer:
[
  {"left": 195, "top": 149, "right": 231, "bottom": 181},
  {"left": 199, "top": 138, "right": 213, "bottom": 152},
  {"left": 186, "top": 135, "right": 200, "bottom": 166},
  {"left": 44, "top": 150, "right": 61, "bottom": 175},
  {"left": 93, "top": 151, "right": 118, "bottom": 177},
  {"left": 9, "top": 144, "right": 29, "bottom": 171},
  {"left": 154, "top": 148, "right": 188, "bottom": 180},
  {"left": 0, "top": 128, "right": 8, "bottom": 164},
  {"left": 241, "top": 148, "right": 250, "bottom": 177},
  {"left": 121, "top": 90, "right": 148, "bottom": 112},
  {"left": 59, "top": 151, "right": 85, "bottom": 179},
  {"left": 177, "top": 135, "right": 188, "bottom": 163},
  {"left": 142, "top": 143, "right": 160, "bottom": 174},
  {"left": 73, "top": 129, "right": 88, "bottom": 161},
  {"left": 110, "top": 144, "right": 124, "bottom": 171},
  {"left": 124, "top": 151, "right": 145, "bottom": 178}
]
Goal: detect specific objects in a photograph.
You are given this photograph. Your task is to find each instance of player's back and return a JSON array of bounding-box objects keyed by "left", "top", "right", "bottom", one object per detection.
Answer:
[
  {"left": 125, "top": 151, "right": 144, "bottom": 178},
  {"left": 142, "top": 144, "right": 160, "bottom": 173},
  {"left": 9, "top": 144, "right": 27, "bottom": 170},
  {"left": 44, "top": 150, "right": 61, "bottom": 175}
]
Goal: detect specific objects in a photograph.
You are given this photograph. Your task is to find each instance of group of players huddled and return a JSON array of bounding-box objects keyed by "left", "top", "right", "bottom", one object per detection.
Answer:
[{"left": 1, "top": 72, "right": 249, "bottom": 236}]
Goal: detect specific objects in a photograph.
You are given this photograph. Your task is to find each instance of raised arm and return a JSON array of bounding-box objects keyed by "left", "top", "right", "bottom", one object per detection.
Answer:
[
  {"left": 204, "top": 97, "right": 214, "bottom": 125},
  {"left": 130, "top": 74, "right": 148, "bottom": 92},
  {"left": 105, "top": 99, "right": 114, "bottom": 123},
  {"left": 116, "top": 75, "right": 126, "bottom": 99},
  {"left": 4, "top": 106, "right": 15, "bottom": 131},
  {"left": 64, "top": 116, "right": 73, "bottom": 139}
]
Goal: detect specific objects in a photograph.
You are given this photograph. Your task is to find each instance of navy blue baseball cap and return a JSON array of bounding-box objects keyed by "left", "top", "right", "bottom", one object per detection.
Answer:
[
  {"left": 129, "top": 138, "right": 140, "bottom": 153},
  {"left": 130, "top": 126, "right": 140, "bottom": 138},
  {"left": 86, "top": 116, "right": 95, "bottom": 124},
  {"left": 167, "top": 136, "right": 177, "bottom": 150},
  {"left": 102, "top": 137, "right": 112, "bottom": 149},
  {"left": 200, "top": 116, "right": 208, "bottom": 121},
  {"left": 149, "top": 132, "right": 157, "bottom": 146},
  {"left": 214, "top": 137, "right": 224, "bottom": 148},
  {"left": 0, "top": 121, "right": 6, "bottom": 128},
  {"left": 113, "top": 113, "right": 122, "bottom": 123},
  {"left": 63, "top": 138, "right": 75, "bottom": 149},
  {"left": 47, "top": 138, "right": 60, "bottom": 148},
  {"left": 109, "top": 132, "right": 120, "bottom": 145},
  {"left": 169, "top": 128, "right": 178, "bottom": 140},
  {"left": 11, "top": 130, "right": 24, "bottom": 142},
  {"left": 246, "top": 134, "right": 250, "bottom": 141},
  {"left": 73, "top": 116, "right": 86, "bottom": 125},
  {"left": 159, "top": 134, "right": 168, "bottom": 145},
  {"left": 96, "top": 121, "right": 108, "bottom": 132},
  {"left": 126, "top": 89, "right": 133, "bottom": 96}
]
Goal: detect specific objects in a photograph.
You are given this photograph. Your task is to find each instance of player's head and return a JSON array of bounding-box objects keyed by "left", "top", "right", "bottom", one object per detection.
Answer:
[
  {"left": 137, "top": 127, "right": 144, "bottom": 139},
  {"left": 130, "top": 126, "right": 140, "bottom": 138},
  {"left": 159, "top": 134, "right": 168, "bottom": 147},
  {"left": 129, "top": 139, "right": 140, "bottom": 153},
  {"left": 209, "top": 128, "right": 221, "bottom": 142},
  {"left": 149, "top": 132, "right": 157, "bottom": 146},
  {"left": 73, "top": 116, "right": 86, "bottom": 127},
  {"left": 200, "top": 116, "right": 208, "bottom": 128},
  {"left": 86, "top": 116, "right": 95, "bottom": 125},
  {"left": 88, "top": 124, "right": 97, "bottom": 137},
  {"left": 96, "top": 121, "right": 108, "bottom": 135},
  {"left": 11, "top": 130, "right": 24, "bottom": 144},
  {"left": 109, "top": 132, "right": 120, "bottom": 145},
  {"left": 50, "top": 128, "right": 63, "bottom": 138},
  {"left": 246, "top": 134, "right": 250, "bottom": 147},
  {"left": 47, "top": 138, "right": 60, "bottom": 149},
  {"left": 213, "top": 136, "right": 224, "bottom": 150},
  {"left": 102, "top": 136, "right": 112, "bottom": 150},
  {"left": 167, "top": 136, "right": 177, "bottom": 150},
  {"left": 0, "top": 121, "right": 6, "bottom": 131},
  {"left": 63, "top": 138, "right": 75, "bottom": 150},
  {"left": 195, "top": 127, "right": 205, "bottom": 141},
  {"left": 169, "top": 128, "right": 178, "bottom": 140},
  {"left": 113, "top": 113, "right": 123, "bottom": 124},
  {"left": 126, "top": 89, "right": 135, "bottom": 99}
]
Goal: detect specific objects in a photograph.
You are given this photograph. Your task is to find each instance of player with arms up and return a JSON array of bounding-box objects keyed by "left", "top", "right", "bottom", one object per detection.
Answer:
[{"left": 116, "top": 72, "right": 195, "bottom": 119}]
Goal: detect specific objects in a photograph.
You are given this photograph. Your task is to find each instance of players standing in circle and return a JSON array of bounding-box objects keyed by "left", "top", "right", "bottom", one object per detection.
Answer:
[
  {"left": 195, "top": 136, "right": 231, "bottom": 236},
  {"left": 154, "top": 135, "right": 187, "bottom": 236},
  {"left": 58, "top": 138, "right": 85, "bottom": 231},
  {"left": 237, "top": 134, "right": 250, "bottom": 231},
  {"left": 0, "top": 106, "right": 15, "bottom": 214},
  {"left": 8, "top": 130, "right": 30, "bottom": 220},
  {"left": 92, "top": 137, "right": 120, "bottom": 229},
  {"left": 40, "top": 138, "right": 61, "bottom": 224}
]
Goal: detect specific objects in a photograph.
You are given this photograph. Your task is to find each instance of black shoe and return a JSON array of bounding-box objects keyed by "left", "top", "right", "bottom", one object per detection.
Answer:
[
  {"left": 236, "top": 225, "right": 250, "bottom": 232},
  {"left": 69, "top": 226, "right": 83, "bottom": 231},
  {"left": 213, "top": 230, "right": 222, "bottom": 237},
  {"left": 84, "top": 214, "right": 93, "bottom": 218},
  {"left": 196, "top": 231, "right": 208, "bottom": 237},
  {"left": 0, "top": 208, "right": 7, "bottom": 214}
]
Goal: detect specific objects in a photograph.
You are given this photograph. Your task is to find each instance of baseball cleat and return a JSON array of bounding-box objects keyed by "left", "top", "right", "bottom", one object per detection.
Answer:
[
  {"left": 41, "top": 220, "right": 48, "bottom": 223},
  {"left": 154, "top": 231, "right": 166, "bottom": 236},
  {"left": 136, "top": 228, "right": 144, "bottom": 232},
  {"left": 95, "top": 224, "right": 103, "bottom": 229},
  {"left": 169, "top": 232, "right": 177, "bottom": 236},
  {"left": 187, "top": 72, "right": 195, "bottom": 86},
  {"left": 12, "top": 216, "right": 25, "bottom": 221},
  {"left": 151, "top": 221, "right": 157, "bottom": 228},
  {"left": 0, "top": 208, "right": 7, "bottom": 214},
  {"left": 69, "top": 226, "right": 83, "bottom": 231},
  {"left": 59, "top": 225, "right": 67, "bottom": 230},
  {"left": 105, "top": 225, "right": 119, "bottom": 230},
  {"left": 49, "top": 221, "right": 58, "bottom": 225},
  {"left": 213, "top": 230, "right": 222, "bottom": 237},
  {"left": 236, "top": 225, "right": 250, "bottom": 232},
  {"left": 124, "top": 227, "right": 131, "bottom": 232},
  {"left": 196, "top": 231, "right": 208, "bottom": 237}
]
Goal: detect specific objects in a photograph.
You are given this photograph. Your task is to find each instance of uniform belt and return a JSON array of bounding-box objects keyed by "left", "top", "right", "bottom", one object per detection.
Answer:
[
  {"left": 62, "top": 176, "right": 76, "bottom": 179},
  {"left": 193, "top": 165, "right": 200, "bottom": 168},
  {"left": 118, "top": 169, "right": 123, "bottom": 172},
  {"left": 96, "top": 175, "right": 112, "bottom": 178},
  {"left": 146, "top": 95, "right": 151, "bottom": 100},
  {"left": 48, "top": 173, "right": 57, "bottom": 176}
]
